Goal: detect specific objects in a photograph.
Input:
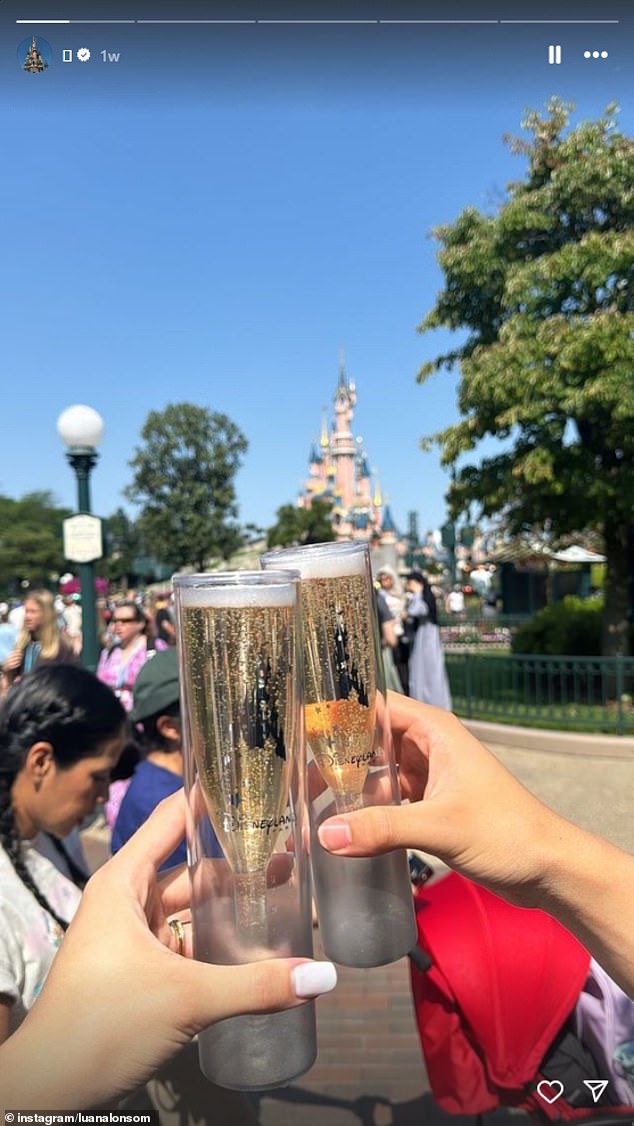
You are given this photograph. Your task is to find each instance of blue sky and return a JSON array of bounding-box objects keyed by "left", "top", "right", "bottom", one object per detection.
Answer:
[{"left": 2, "top": 10, "right": 631, "bottom": 539}]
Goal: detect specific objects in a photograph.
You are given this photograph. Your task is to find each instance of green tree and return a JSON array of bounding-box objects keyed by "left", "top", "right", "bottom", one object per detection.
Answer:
[
  {"left": 419, "top": 100, "right": 634, "bottom": 655},
  {"left": 0, "top": 491, "right": 71, "bottom": 593},
  {"left": 102, "top": 507, "right": 140, "bottom": 587},
  {"left": 125, "top": 403, "right": 248, "bottom": 571},
  {"left": 267, "top": 498, "right": 336, "bottom": 549}
]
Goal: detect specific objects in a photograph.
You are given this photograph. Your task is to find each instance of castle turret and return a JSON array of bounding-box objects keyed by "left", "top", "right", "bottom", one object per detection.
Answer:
[
  {"left": 309, "top": 442, "right": 322, "bottom": 466},
  {"left": 331, "top": 362, "right": 357, "bottom": 511},
  {"left": 380, "top": 502, "right": 399, "bottom": 544}
]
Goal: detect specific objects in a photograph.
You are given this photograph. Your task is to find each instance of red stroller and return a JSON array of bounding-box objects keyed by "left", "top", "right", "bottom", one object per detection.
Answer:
[{"left": 409, "top": 871, "right": 634, "bottom": 1123}]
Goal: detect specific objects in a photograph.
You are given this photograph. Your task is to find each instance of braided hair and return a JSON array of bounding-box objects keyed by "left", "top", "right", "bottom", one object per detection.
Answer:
[{"left": 0, "top": 664, "right": 125, "bottom": 931}]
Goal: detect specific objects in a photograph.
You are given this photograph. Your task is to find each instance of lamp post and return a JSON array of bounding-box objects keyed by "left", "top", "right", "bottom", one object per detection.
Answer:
[
  {"left": 57, "top": 405, "right": 104, "bottom": 671},
  {"left": 441, "top": 518, "right": 457, "bottom": 586}
]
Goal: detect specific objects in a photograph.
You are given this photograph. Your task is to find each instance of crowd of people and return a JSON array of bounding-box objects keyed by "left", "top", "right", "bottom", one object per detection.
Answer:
[
  {"left": 374, "top": 565, "right": 452, "bottom": 709},
  {"left": 0, "top": 574, "right": 632, "bottom": 1116},
  {"left": 0, "top": 589, "right": 177, "bottom": 698},
  {"left": 1, "top": 565, "right": 464, "bottom": 715}
]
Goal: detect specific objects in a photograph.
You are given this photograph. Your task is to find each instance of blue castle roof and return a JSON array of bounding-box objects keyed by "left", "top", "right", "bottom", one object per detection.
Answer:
[{"left": 381, "top": 503, "right": 399, "bottom": 535}]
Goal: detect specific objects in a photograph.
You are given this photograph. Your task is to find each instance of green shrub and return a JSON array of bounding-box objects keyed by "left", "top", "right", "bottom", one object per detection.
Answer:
[{"left": 511, "top": 596, "right": 603, "bottom": 656}]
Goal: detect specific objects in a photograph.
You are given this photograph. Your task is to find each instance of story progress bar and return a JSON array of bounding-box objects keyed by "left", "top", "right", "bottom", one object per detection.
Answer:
[{"left": 16, "top": 17, "right": 621, "bottom": 23}]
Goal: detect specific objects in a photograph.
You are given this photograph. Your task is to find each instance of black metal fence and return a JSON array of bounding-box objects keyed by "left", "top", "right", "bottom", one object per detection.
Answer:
[{"left": 446, "top": 652, "right": 634, "bottom": 735}]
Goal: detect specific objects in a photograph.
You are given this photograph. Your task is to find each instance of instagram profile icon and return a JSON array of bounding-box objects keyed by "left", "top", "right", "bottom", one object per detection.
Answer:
[{"left": 18, "top": 35, "right": 51, "bottom": 73}]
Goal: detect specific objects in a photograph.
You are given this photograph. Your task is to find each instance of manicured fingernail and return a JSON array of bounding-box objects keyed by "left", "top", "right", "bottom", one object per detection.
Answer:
[
  {"left": 292, "top": 961, "right": 337, "bottom": 999},
  {"left": 318, "top": 821, "right": 352, "bottom": 851}
]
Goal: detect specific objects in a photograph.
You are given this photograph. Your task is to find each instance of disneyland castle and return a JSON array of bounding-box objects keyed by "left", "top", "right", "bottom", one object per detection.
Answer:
[{"left": 297, "top": 360, "right": 400, "bottom": 552}]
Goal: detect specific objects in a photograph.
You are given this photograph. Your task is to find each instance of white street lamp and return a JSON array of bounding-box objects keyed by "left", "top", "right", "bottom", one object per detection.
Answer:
[
  {"left": 57, "top": 404, "right": 105, "bottom": 452},
  {"left": 57, "top": 405, "right": 105, "bottom": 670}
]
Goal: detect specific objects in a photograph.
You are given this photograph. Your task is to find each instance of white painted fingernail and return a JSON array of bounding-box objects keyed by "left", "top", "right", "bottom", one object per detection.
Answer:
[{"left": 292, "top": 961, "right": 337, "bottom": 999}]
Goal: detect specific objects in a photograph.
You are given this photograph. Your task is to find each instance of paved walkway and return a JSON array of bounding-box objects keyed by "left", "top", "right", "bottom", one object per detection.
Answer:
[
  {"left": 81, "top": 724, "right": 633, "bottom": 1126},
  {"left": 466, "top": 721, "right": 634, "bottom": 854},
  {"left": 255, "top": 938, "right": 432, "bottom": 1126}
]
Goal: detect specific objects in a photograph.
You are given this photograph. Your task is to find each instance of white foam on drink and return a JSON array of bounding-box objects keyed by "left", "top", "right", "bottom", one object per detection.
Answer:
[
  {"left": 176, "top": 573, "right": 297, "bottom": 609},
  {"left": 261, "top": 544, "right": 367, "bottom": 580}
]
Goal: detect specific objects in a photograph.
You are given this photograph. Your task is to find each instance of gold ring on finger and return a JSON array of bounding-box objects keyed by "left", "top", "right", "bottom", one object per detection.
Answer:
[{"left": 168, "top": 917, "right": 186, "bottom": 957}]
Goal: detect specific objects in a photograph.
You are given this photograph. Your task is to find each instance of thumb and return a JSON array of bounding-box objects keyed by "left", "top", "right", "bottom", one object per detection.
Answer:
[
  {"left": 183, "top": 956, "right": 338, "bottom": 1029},
  {"left": 317, "top": 802, "right": 441, "bottom": 859}
]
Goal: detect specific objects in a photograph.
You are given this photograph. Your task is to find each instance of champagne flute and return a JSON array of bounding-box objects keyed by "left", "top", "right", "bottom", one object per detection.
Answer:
[
  {"left": 261, "top": 542, "right": 417, "bottom": 968},
  {"left": 174, "top": 570, "right": 317, "bottom": 1092},
  {"left": 295, "top": 563, "right": 377, "bottom": 814},
  {"left": 262, "top": 542, "right": 379, "bottom": 814},
  {"left": 176, "top": 571, "right": 298, "bottom": 944}
]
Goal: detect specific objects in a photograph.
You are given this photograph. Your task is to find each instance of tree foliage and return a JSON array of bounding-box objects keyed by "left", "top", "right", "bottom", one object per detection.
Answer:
[
  {"left": 102, "top": 507, "right": 141, "bottom": 587},
  {"left": 511, "top": 596, "right": 603, "bottom": 657},
  {"left": 419, "top": 100, "right": 634, "bottom": 654},
  {"left": 0, "top": 491, "right": 71, "bottom": 593},
  {"left": 125, "top": 403, "right": 248, "bottom": 571},
  {"left": 267, "top": 498, "right": 336, "bottom": 549}
]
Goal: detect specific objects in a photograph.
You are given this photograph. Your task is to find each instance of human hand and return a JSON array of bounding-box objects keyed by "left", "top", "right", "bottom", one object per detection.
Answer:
[
  {"left": 318, "top": 692, "right": 564, "bottom": 909},
  {"left": 3, "top": 649, "right": 22, "bottom": 672},
  {"left": 4, "top": 791, "right": 336, "bottom": 1110}
]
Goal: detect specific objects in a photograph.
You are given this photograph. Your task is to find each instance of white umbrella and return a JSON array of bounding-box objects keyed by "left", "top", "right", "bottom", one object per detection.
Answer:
[{"left": 551, "top": 545, "right": 606, "bottom": 563}]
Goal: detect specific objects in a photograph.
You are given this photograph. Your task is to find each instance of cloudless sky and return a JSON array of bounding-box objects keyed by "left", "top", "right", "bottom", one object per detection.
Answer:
[{"left": 2, "top": 1, "right": 631, "bottom": 539}]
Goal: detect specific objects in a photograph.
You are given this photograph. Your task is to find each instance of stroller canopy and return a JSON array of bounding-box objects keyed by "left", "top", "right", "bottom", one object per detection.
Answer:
[{"left": 411, "top": 872, "right": 591, "bottom": 1112}]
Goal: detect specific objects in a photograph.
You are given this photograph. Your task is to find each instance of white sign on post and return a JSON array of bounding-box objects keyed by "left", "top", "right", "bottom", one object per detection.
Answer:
[{"left": 63, "top": 514, "right": 103, "bottom": 563}]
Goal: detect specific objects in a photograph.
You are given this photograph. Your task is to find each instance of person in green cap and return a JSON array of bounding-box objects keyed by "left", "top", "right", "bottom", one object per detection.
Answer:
[{"left": 111, "top": 648, "right": 221, "bottom": 869}]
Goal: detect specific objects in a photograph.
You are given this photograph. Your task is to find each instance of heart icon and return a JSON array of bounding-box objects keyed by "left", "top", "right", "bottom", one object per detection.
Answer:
[{"left": 537, "top": 1080, "right": 565, "bottom": 1104}]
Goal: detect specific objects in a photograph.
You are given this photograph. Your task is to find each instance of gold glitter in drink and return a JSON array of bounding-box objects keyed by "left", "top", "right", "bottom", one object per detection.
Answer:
[
  {"left": 181, "top": 603, "right": 295, "bottom": 945},
  {"left": 301, "top": 574, "right": 377, "bottom": 813}
]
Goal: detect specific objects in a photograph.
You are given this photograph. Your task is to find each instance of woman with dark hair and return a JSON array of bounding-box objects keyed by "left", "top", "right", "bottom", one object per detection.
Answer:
[
  {"left": 404, "top": 571, "right": 452, "bottom": 709},
  {"left": 0, "top": 664, "right": 125, "bottom": 1042},
  {"left": 96, "top": 601, "right": 169, "bottom": 828},
  {"left": 96, "top": 600, "right": 165, "bottom": 714}
]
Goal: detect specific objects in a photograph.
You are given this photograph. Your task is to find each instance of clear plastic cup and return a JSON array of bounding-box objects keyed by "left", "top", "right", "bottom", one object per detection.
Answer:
[
  {"left": 260, "top": 543, "right": 416, "bottom": 968},
  {"left": 173, "top": 570, "right": 316, "bottom": 1090}
]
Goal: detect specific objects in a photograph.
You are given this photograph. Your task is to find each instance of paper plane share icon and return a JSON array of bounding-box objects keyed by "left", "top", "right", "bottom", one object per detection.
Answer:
[{"left": 583, "top": 1079, "right": 609, "bottom": 1103}]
